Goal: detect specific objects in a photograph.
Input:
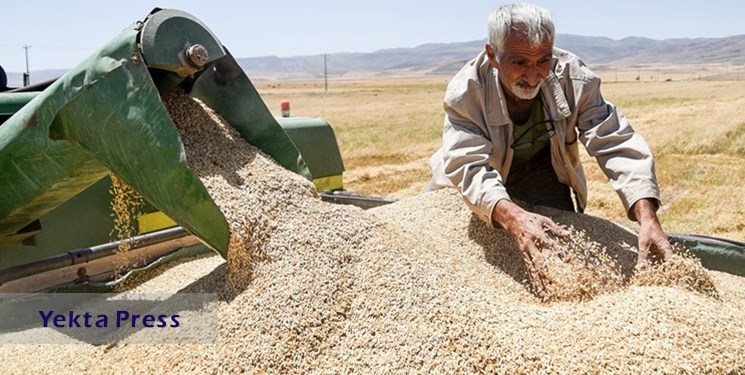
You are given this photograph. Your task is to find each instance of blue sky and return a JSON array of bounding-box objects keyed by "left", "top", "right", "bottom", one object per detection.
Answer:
[{"left": 1, "top": 0, "right": 742, "bottom": 72}]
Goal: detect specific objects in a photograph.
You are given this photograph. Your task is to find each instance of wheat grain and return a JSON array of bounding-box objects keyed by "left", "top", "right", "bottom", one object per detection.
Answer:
[{"left": 109, "top": 174, "right": 144, "bottom": 278}]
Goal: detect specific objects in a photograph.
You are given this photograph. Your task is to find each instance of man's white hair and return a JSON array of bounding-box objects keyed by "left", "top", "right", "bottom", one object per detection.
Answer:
[{"left": 488, "top": 3, "right": 555, "bottom": 60}]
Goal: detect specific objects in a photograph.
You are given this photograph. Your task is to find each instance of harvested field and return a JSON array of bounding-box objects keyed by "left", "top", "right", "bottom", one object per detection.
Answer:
[
  {"left": 1, "top": 92, "right": 743, "bottom": 374},
  {"left": 259, "top": 79, "right": 745, "bottom": 241}
]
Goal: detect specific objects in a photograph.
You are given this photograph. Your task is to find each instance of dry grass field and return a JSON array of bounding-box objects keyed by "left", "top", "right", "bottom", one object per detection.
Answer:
[{"left": 257, "top": 74, "right": 745, "bottom": 242}]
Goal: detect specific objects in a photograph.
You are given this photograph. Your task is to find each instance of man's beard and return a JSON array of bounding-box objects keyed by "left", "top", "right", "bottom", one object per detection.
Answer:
[{"left": 509, "top": 80, "right": 542, "bottom": 100}]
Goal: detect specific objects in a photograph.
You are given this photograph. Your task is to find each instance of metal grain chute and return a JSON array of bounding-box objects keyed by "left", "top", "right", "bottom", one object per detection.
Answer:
[{"left": 0, "top": 8, "right": 309, "bottom": 261}]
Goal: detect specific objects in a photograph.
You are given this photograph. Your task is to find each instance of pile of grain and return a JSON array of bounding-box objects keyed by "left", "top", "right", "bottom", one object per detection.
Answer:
[
  {"left": 498, "top": 203, "right": 719, "bottom": 302},
  {"left": 2, "top": 91, "right": 743, "bottom": 374},
  {"left": 529, "top": 229, "right": 628, "bottom": 301},
  {"left": 633, "top": 246, "right": 719, "bottom": 297}
]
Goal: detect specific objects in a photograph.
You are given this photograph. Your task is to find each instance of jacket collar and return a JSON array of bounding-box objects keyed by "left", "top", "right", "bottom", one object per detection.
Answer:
[
  {"left": 478, "top": 53, "right": 511, "bottom": 127},
  {"left": 540, "top": 68, "right": 572, "bottom": 121}
]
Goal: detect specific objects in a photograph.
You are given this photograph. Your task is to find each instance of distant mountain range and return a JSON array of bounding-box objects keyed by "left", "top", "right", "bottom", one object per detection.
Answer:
[
  {"left": 236, "top": 34, "right": 745, "bottom": 79},
  {"left": 4, "top": 34, "right": 744, "bottom": 85}
]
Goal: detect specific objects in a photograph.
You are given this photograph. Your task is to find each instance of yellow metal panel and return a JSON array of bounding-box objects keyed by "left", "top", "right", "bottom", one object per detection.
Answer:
[
  {"left": 313, "top": 174, "right": 343, "bottom": 191},
  {"left": 138, "top": 211, "right": 178, "bottom": 234}
]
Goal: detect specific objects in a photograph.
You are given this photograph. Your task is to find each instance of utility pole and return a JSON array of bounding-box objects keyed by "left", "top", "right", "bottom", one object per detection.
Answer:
[
  {"left": 23, "top": 44, "right": 31, "bottom": 86},
  {"left": 323, "top": 54, "right": 328, "bottom": 93}
]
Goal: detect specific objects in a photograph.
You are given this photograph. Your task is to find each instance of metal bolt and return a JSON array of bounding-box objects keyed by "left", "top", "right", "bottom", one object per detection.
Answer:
[{"left": 186, "top": 44, "right": 209, "bottom": 68}]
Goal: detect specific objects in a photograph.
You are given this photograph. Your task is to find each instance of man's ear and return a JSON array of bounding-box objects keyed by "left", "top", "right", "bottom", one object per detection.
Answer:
[{"left": 485, "top": 44, "right": 499, "bottom": 69}]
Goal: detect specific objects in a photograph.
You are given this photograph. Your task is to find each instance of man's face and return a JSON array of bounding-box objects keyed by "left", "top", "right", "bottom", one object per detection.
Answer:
[{"left": 487, "top": 32, "right": 553, "bottom": 101}]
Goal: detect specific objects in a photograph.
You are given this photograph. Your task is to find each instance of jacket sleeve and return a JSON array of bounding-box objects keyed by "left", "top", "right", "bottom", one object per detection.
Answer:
[
  {"left": 575, "top": 71, "right": 660, "bottom": 220},
  {"left": 440, "top": 93, "right": 510, "bottom": 229}
]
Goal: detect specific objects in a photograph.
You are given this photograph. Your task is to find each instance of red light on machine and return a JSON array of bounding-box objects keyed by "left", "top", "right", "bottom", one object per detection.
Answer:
[{"left": 280, "top": 100, "right": 290, "bottom": 117}]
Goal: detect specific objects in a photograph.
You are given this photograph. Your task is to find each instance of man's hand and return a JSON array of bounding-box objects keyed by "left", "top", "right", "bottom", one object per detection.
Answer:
[
  {"left": 492, "top": 200, "right": 570, "bottom": 293},
  {"left": 632, "top": 198, "right": 673, "bottom": 267}
]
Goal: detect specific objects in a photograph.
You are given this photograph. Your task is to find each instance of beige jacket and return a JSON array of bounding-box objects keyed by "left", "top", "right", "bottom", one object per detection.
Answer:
[{"left": 428, "top": 48, "right": 660, "bottom": 229}]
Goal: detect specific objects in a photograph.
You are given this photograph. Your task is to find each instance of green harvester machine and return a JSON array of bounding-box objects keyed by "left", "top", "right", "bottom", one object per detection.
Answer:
[
  {"left": 0, "top": 8, "right": 742, "bottom": 294},
  {"left": 0, "top": 8, "right": 393, "bottom": 293}
]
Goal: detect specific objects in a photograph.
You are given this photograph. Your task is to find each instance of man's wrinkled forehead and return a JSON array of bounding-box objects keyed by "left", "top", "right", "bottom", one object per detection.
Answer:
[
  {"left": 507, "top": 24, "right": 553, "bottom": 49},
  {"left": 500, "top": 30, "right": 553, "bottom": 58}
]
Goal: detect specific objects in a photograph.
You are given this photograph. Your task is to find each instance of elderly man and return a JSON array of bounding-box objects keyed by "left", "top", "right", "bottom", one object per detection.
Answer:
[{"left": 428, "top": 3, "right": 673, "bottom": 282}]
